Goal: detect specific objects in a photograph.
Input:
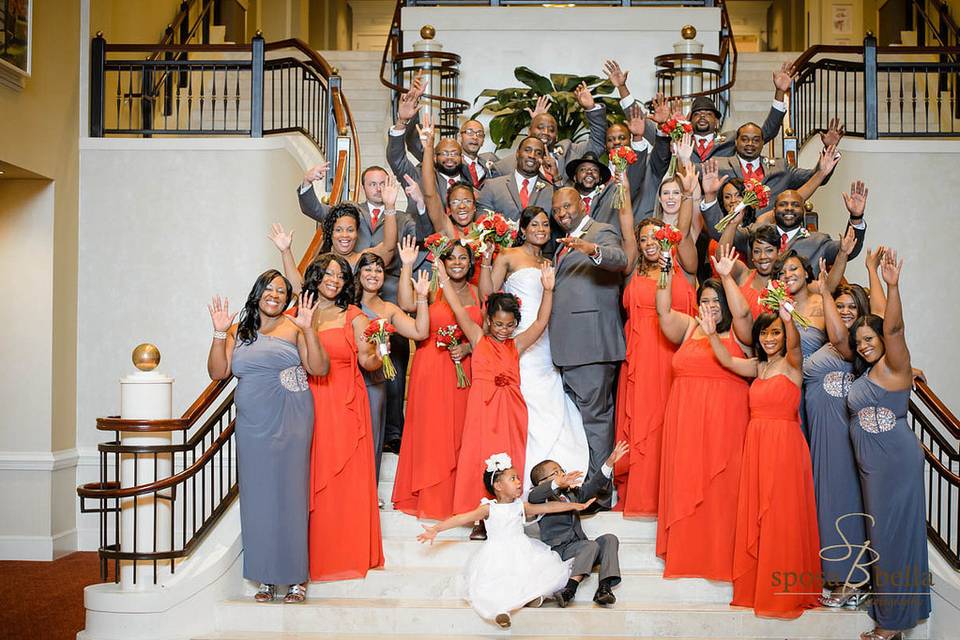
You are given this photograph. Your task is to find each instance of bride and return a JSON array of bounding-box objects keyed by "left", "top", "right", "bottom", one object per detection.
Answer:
[{"left": 480, "top": 206, "right": 589, "bottom": 493}]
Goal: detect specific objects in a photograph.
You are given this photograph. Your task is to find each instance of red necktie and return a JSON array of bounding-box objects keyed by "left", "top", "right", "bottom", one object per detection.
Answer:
[
  {"left": 468, "top": 162, "right": 480, "bottom": 189},
  {"left": 696, "top": 138, "right": 708, "bottom": 159},
  {"left": 370, "top": 208, "right": 381, "bottom": 228},
  {"left": 743, "top": 162, "right": 764, "bottom": 181},
  {"left": 520, "top": 178, "right": 530, "bottom": 208},
  {"left": 556, "top": 236, "right": 571, "bottom": 263},
  {"left": 780, "top": 232, "right": 789, "bottom": 251},
  {"left": 582, "top": 196, "right": 592, "bottom": 215},
  {"left": 448, "top": 178, "right": 457, "bottom": 189}
]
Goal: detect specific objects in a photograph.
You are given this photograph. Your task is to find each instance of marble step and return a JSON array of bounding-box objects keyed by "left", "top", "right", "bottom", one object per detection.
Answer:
[
  {"left": 197, "top": 634, "right": 800, "bottom": 640},
  {"left": 380, "top": 537, "right": 663, "bottom": 571},
  {"left": 377, "top": 510, "right": 659, "bottom": 543},
  {"left": 213, "top": 597, "right": 927, "bottom": 638},
  {"left": 242, "top": 568, "right": 727, "bottom": 604}
]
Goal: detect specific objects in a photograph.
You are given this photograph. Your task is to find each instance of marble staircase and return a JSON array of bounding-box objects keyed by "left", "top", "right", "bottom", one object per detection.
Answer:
[{"left": 198, "top": 454, "right": 929, "bottom": 639}]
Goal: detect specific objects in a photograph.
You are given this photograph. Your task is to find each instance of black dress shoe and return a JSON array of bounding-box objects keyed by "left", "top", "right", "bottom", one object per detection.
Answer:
[
  {"left": 553, "top": 586, "right": 576, "bottom": 608},
  {"left": 593, "top": 582, "right": 616, "bottom": 606},
  {"left": 382, "top": 438, "right": 401, "bottom": 454},
  {"left": 469, "top": 521, "right": 487, "bottom": 540}
]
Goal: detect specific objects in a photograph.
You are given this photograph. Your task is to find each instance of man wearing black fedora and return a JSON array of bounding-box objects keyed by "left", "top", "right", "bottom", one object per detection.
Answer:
[{"left": 566, "top": 150, "right": 642, "bottom": 229}]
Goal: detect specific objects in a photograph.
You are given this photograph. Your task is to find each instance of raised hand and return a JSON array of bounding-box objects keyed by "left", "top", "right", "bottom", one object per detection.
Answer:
[
  {"left": 412, "top": 269, "right": 430, "bottom": 297},
  {"left": 540, "top": 262, "right": 556, "bottom": 291},
  {"left": 648, "top": 93, "right": 671, "bottom": 125},
  {"left": 434, "top": 259, "right": 449, "bottom": 284},
  {"left": 268, "top": 222, "right": 294, "bottom": 253},
  {"left": 815, "top": 261, "right": 829, "bottom": 295},
  {"left": 207, "top": 296, "right": 237, "bottom": 332},
  {"left": 382, "top": 174, "right": 400, "bottom": 210},
  {"left": 841, "top": 180, "right": 868, "bottom": 218},
  {"left": 417, "top": 524, "right": 439, "bottom": 545},
  {"left": 710, "top": 243, "right": 739, "bottom": 277},
  {"left": 525, "top": 95, "right": 551, "bottom": 119},
  {"left": 302, "top": 162, "right": 329, "bottom": 186},
  {"left": 865, "top": 246, "right": 885, "bottom": 273},
  {"left": 820, "top": 116, "right": 845, "bottom": 147},
  {"left": 292, "top": 290, "right": 319, "bottom": 331},
  {"left": 417, "top": 122, "right": 435, "bottom": 148},
  {"left": 696, "top": 306, "right": 717, "bottom": 335},
  {"left": 398, "top": 235, "right": 419, "bottom": 266},
  {"left": 677, "top": 162, "right": 699, "bottom": 196},
  {"left": 772, "top": 60, "right": 795, "bottom": 94},
  {"left": 674, "top": 132, "right": 694, "bottom": 166},
  {"left": 555, "top": 470, "right": 584, "bottom": 490},
  {"left": 397, "top": 77, "right": 423, "bottom": 122},
  {"left": 668, "top": 96, "right": 685, "bottom": 120},
  {"left": 778, "top": 302, "right": 793, "bottom": 324},
  {"left": 626, "top": 103, "right": 645, "bottom": 137},
  {"left": 701, "top": 158, "right": 728, "bottom": 199},
  {"left": 880, "top": 247, "right": 903, "bottom": 286},
  {"left": 605, "top": 440, "right": 629, "bottom": 467},
  {"left": 840, "top": 225, "right": 857, "bottom": 256},
  {"left": 819, "top": 144, "right": 841, "bottom": 174},
  {"left": 558, "top": 236, "right": 597, "bottom": 257},
  {"left": 573, "top": 81, "right": 596, "bottom": 110},
  {"left": 573, "top": 497, "right": 597, "bottom": 512},
  {"left": 541, "top": 152, "right": 560, "bottom": 180},
  {"left": 603, "top": 59, "right": 629, "bottom": 89},
  {"left": 403, "top": 175, "right": 424, "bottom": 208}
]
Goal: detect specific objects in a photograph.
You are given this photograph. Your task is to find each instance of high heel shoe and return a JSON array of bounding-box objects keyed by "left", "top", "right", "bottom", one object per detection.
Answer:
[
  {"left": 859, "top": 630, "right": 903, "bottom": 640},
  {"left": 819, "top": 587, "right": 866, "bottom": 608}
]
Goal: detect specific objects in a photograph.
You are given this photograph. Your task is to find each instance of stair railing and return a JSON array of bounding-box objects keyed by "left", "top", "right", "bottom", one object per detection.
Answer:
[
  {"left": 89, "top": 33, "right": 360, "bottom": 201},
  {"left": 76, "top": 152, "right": 352, "bottom": 584},
  {"left": 786, "top": 33, "right": 960, "bottom": 147}
]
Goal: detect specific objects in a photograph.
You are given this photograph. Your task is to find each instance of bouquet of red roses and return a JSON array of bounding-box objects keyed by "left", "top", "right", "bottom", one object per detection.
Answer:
[
  {"left": 715, "top": 178, "right": 771, "bottom": 232},
  {"left": 609, "top": 145, "right": 638, "bottom": 209},
  {"left": 654, "top": 225, "right": 683, "bottom": 289},
  {"left": 425, "top": 232, "right": 452, "bottom": 292},
  {"left": 461, "top": 210, "right": 518, "bottom": 260},
  {"left": 363, "top": 318, "right": 398, "bottom": 380},
  {"left": 759, "top": 280, "right": 811, "bottom": 329},
  {"left": 660, "top": 117, "right": 693, "bottom": 176},
  {"left": 436, "top": 324, "right": 470, "bottom": 388}
]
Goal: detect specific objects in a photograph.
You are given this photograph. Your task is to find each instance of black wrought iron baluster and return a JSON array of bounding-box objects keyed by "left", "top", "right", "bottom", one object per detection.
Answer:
[
  {"left": 886, "top": 69, "right": 892, "bottom": 134},
  {"left": 127, "top": 65, "right": 135, "bottom": 132},
  {"left": 153, "top": 452, "right": 158, "bottom": 584},
  {"left": 235, "top": 67, "right": 240, "bottom": 130},
  {"left": 202, "top": 430, "right": 207, "bottom": 523},
  {"left": 191, "top": 448, "right": 197, "bottom": 536},
  {"left": 199, "top": 65, "right": 207, "bottom": 131},
  {"left": 133, "top": 452, "right": 139, "bottom": 584},
  {"left": 222, "top": 65, "right": 228, "bottom": 131},
  {"left": 898, "top": 69, "right": 904, "bottom": 134},
  {"left": 114, "top": 441, "right": 120, "bottom": 581}
]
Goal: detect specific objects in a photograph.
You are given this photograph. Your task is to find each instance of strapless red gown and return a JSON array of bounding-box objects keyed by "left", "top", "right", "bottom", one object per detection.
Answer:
[
  {"left": 392, "top": 289, "right": 482, "bottom": 520},
  {"left": 614, "top": 267, "right": 695, "bottom": 517},
  {"left": 740, "top": 270, "right": 764, "bottom": 319},
  {"left": 452, "top": 337, "right": 528, "bottom": 512},
  {"left": 656, "top": 333, "right": 750, "bottom": 581},
  {"left": 732, "top": 375, "right": 822, "bottom": 618},
  {"left": 308, "top": 306, "right": 384, "bottom": 580}
]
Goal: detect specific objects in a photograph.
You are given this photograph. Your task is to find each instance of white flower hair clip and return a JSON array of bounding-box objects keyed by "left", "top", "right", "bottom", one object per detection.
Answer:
[{"left": 485, "top": 452, "right": 512, "bottom": 473}]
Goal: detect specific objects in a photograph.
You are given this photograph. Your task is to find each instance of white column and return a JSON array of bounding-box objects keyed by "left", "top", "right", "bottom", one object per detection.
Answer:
[
  {"left": 673, "top": 33, "right": 705, "bottom": 114},
  {"left": 412, "top": 29, "right": 443, "bottom": 125},
  {"left": 118, "top": 368, "right": 174, "bottom": 588}
]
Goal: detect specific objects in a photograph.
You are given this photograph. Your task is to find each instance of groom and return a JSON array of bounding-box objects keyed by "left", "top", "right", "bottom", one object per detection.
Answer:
[{"left": 549, "top": 187, "right": 626, "bottom": 509}]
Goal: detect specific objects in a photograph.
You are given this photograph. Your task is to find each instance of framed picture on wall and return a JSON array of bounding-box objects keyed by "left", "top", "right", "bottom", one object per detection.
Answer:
[
  {"left": 831, "top": 3, "right": 853, "bottom": 36},
  {"left": 0, "top": 0, "right": 32, "bottom": 85}
]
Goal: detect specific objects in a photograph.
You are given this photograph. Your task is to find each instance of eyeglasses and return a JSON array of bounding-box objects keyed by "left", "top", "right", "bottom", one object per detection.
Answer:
[
  {"left": 437, "top": 150, "right": 461, "bottom": 158},
  {"left": 461, "top": 128, "right": 485, "bottom": 138},
  {"left": 449, "top": 198, "right": 475, "bottom": 207}
]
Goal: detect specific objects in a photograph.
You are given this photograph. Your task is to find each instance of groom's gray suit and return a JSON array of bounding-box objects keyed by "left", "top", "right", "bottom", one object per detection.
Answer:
[{"left": 550, "top": 216, "right": 626, "bottom": 507}]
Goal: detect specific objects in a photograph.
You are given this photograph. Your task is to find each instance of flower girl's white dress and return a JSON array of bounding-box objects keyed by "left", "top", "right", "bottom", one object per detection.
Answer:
[{"left": 463, "top": 499, "right": 572, "bottom": 620}]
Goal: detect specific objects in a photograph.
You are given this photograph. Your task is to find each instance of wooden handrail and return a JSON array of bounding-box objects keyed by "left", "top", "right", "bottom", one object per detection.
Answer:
[
  {"left": 915, "top": 379, "right": 960, "bottom": 439},
  {"left": 791, "top": 44, "right": 960, "bottom": 72},
  {"left": 96, "top": 378, "right": 231, "bottom": 432},
  {"left": 331, "top": 87, "right": 347, "bottom": 135},
  {"left": 265, "top": 39, "right": 336, "bottom": 78}
]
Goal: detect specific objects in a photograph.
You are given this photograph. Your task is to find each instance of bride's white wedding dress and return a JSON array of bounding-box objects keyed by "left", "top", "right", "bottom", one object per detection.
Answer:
[{"left": 503, "top": 267, "right": 590, "bottom": 493}]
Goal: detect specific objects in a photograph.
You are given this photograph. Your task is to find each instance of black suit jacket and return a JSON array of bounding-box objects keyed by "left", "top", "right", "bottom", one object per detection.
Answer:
[{"left": 528, "top": 471, "right": 611, "bottom": 548}]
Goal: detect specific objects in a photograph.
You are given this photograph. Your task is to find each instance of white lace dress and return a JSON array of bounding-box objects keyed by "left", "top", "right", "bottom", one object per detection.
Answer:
[
  {"left": 503, "top": 267, "right": 590, "bottom": 492},
  {"left": 463, "top": 499, "right": 572, "bottom": 620}
]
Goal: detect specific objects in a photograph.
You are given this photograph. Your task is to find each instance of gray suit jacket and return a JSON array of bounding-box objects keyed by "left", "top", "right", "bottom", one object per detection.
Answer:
[
  {"left": 550, "top": 218, "right": 626, "bottom": 367},
  {"left": 636, "top": 131, "right": 673, "bottom": 217},
  {"left": 495, "top": 104, "right": 609, "bottom": 179},
  {"left": 699, "top": 200, "right": 866, "bottom": 273},
  {"left": 528, "top": 471, "right": 612, "bottom": 548},
  {"left": 715, "top": 155, "right": 831, "bottom": 212},
  {"left": 295, "top": 186, "right": 420, "bottom": 301},
  {"left": 476, "top": 174, "right": 554, "bottom": 222},
  {"left": 691, "top": 106, "right": 786, "bottom": 162},
  {"left": 401, "top": 116, "right": 503, "bottom": 187}
]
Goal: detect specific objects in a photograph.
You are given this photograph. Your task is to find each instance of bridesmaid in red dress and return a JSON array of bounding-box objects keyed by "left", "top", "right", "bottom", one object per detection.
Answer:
[
  {"left": 441, "top": 262, "right": 555, "bottom": 518},
  {"left": 301, "top": 253, "right": 385, "bottom": 581},
  {"left": 613, "top": 169, "right": 699, "bottom": 517},
  {"left": 654, "top": 252, "right": 753, "bottom": 581},
  {"left": 701, "top": 304, "right": 821, "bottom": 618},
  {"left": 392, "top": 239, "right": 482, "bottom": 520}
]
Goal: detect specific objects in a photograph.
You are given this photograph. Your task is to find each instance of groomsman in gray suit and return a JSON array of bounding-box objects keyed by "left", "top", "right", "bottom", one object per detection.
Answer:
[
  {"left": 403, "top": 116, "right": 503, "bottom": 189},
  {"left": 549, "top": 187, "right": 627, "bottom": 509},
  {"left": 477, "top": 136, "right": 555, "bottom": 221}
]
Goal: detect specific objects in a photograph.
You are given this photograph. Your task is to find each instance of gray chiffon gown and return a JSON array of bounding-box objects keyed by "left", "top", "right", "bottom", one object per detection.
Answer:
[
  {"left": 360, "top": 303, "right": 387, "bottom": 481},
  {"left": 803, "top": 344, "right": 866, "bottom": 585},
  {"left": 797, "top": 324, "right": 827, "bottom": 440},
  {"left": 847, "top": 372, "right": 931, "bottom": 630},
  {"left": 232, "top": 334, "right": 313, "bottom": 585}
]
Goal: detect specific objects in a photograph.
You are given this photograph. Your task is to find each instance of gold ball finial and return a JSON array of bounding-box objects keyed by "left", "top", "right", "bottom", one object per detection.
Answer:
[
  {"left": 96, "top": 30, "right": 103, "bottom": 37},
  {"left": 132, "top": 344, "right": 161, "bottom": 372},
  {"left": 420, "top": 25, "right": 436, "bottom": 40},
  {"left": 681, "top": 25, "right": 697, "bottom": 40},
  {"left": 804, "top": 201, "right": 814, "bottom": 212}
]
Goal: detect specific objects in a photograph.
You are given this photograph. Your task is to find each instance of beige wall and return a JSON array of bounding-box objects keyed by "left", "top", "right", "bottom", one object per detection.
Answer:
[{"left": 89, "top": 0, "right": 182, "bottom": 41}]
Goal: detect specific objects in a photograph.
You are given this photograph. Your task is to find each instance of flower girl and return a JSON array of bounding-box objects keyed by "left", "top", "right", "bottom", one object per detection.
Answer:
[{"left": 417, "top": 453, "right": 595, "bottom": 628}]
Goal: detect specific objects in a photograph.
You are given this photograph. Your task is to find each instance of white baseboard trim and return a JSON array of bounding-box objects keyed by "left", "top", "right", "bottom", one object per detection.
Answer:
[
  {"left": 0, "top": 448, "right": 79, "bottom": 471},
  {"left": 0, "top": 534, "right": 54, "bottom": 560}
]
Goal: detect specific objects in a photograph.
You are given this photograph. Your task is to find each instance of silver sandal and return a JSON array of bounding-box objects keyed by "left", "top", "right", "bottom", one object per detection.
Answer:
[
  {"left": 283, "top": 583, "right": 307, "bottom": 604},
  {"left": 254, "top": 583, "right": 276, "bottom": 602}
]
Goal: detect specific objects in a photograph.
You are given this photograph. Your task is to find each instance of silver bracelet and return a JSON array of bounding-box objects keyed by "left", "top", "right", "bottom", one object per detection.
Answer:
[
  {"left": 213, "top": 330, "right": 228, "bottom": 340},
  {"left": 416, "top": 297, "right": 428, "bottom": 304}
]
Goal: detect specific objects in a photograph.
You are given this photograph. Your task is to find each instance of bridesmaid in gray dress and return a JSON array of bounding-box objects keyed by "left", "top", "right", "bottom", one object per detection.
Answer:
[
  {"left": 207, "top": 270, "right": 329, "bottom": 604},
  {"left": 846, "top": 250, "right": 930, "bottom": 640},
  {"left": 353, "top": 248, "right": 432, "bottom": 481},
  {"left": 807, "top": 282, "right": 873, "bottom": 606}
]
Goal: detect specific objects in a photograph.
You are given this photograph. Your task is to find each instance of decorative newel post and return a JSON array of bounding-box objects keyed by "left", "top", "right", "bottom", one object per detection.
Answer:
[
  {"left": 412, "top": 25, "right": 441, "bottom": 125},
  {"left": 119, "top": 343, "right": 174, "bottom": 587},
  {"left": 673, "top": 25, "right": 707, "bottom": 114}
]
